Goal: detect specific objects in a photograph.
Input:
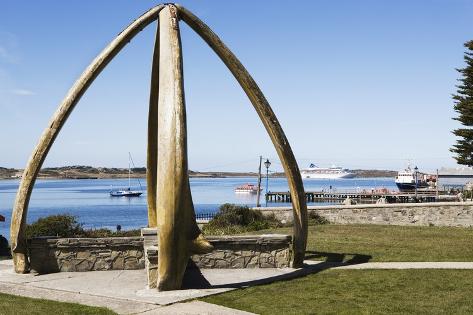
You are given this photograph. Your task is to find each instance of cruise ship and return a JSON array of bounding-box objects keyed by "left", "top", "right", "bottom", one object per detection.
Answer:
[{"left": 300, "top": 164, "right": 355, "bottom": 179}]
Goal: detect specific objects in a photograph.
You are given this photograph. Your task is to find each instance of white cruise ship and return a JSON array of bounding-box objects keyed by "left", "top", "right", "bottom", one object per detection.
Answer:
[{"left": 300, "top": 164, "right": 355, "bottom": 179}]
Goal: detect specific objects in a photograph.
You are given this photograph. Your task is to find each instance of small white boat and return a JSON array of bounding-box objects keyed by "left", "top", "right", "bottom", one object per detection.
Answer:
[
  {"left": 110, "top": 153, "right": 143, "bottom": 197},
  {"left": 110, "top": 188, "right": 143, "bottom": 197},
  {"left": 235, "top": 183, "right": 261, "bottom": 194}
]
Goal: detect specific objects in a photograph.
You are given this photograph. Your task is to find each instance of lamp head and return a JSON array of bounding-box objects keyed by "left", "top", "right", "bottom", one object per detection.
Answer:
[{"left": 264, "top": 159, "right": 271, "bottom": 169}]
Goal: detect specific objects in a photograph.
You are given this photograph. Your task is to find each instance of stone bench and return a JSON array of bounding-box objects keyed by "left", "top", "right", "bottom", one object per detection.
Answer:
[{"left": 145, "top": 234, "right": 292, "bottom": 289}]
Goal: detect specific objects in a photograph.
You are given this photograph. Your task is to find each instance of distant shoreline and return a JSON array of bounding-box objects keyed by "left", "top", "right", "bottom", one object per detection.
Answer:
[{"left": 0, "top": 166, "right": 397, "bottom": 180}]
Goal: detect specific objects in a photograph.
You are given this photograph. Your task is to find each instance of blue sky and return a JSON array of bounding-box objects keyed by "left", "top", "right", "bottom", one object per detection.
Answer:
[{"left": 1, "top": 1, "right": 472, "bottom": 172}]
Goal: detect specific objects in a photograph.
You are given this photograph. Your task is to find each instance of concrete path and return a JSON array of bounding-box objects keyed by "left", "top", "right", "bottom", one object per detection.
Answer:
[
  {"left": 2, "top": 259, "right": 473, "bottom": 314},
  {"left": 301, "top": 260, "right": 473, "bottom": 270},
  {"left": 0, "top": 281, "right": 252, "bottom": 314},
  {"left": 0, "top": 259, "right": 281, "bottom": 314},
  {"left": 330, "top": 261, "right": 473, "bottom": 269}
]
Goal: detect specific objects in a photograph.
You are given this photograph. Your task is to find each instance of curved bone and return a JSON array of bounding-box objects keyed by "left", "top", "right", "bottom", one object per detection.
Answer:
[
  {"left": 147, "top": 22, "right": 160, "bottom": 228},
  {"left": 176, "top": 4, "right": 308, "bottom": 267},
  {"left": 10, "top": 4, "right": 165, "bottom": 273},
  {"left": 155, "top": 5, "right": 212, "bottom": 291}
]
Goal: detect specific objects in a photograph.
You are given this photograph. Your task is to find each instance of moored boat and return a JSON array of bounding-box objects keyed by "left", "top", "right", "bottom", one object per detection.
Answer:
[
  {"left": 300, "top": 164, "right": 355, "bottom": 179},
  {"left": 110, "top": 188, "right": 143, "bottom": 197},
  {"left": 235, "top": 183, "right": 261, "bottom": 194},
  {"left": 395, "top": 165, "right": 431, "bottom": 192},
  {"left": 110, "top": 153, "right": 143, "bottom": 197}
]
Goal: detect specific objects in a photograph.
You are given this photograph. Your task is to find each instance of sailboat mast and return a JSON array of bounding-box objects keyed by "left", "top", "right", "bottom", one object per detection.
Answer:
[
  {"left": 256, "top": 156, "right": 262, "bottom": 207},
  {"left": 128, "top": 152, "right": 131, "bottom": 188}
]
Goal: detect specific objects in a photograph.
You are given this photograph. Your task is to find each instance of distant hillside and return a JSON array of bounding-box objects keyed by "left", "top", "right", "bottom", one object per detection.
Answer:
[
  {"left": 351, "top": 169, "right": 397, "bottom": 178},
  {"left": 0, "top": 167, "right": 18, "bottom": 178},
  {"left": 0, "top": 166, "right": 257, "bottom": 179},
  {"left": 272, "top": 169, "right": 397, "bottom": 178},
  {"left": 189, "top": 170, "right": 258, "bottom": 178},
  {"left": 0, "top": 166, "right": 146, "bottom": 179},
  {"left": 39, "top": 166, "right": 147, "bottom": 179},
  {"left": 0, "top": 166, "right": 396, "bottom": 179}
]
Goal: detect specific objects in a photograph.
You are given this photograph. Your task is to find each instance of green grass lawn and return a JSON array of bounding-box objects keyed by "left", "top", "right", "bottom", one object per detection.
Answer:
[
  {"left": 201, "top": 224, "right": 473, "bottom": 314},
  {"left": 0, "top": 293, "right": 115, "bottom": 315},
  {"left": 202, "top": 269, "right": 473, "bottom": 314},
  {"left": 254, "top": 224, "right": 473, "bottom": 262}
]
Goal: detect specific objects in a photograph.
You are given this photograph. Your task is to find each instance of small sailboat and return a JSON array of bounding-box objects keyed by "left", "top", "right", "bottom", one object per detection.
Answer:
[
  {"left": 110, "top": 153, "right": 143, "bottom": 197},
  {"left": 234, "top": 157, "right": 263, "bottom": 195}
]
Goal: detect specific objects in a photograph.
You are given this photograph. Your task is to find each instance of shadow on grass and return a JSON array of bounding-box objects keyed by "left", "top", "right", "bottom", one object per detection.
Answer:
[
  {"left": 182, "top": 251, "right": 372, "bottom": 290},
  {"left": 305, "top": 251, "right": 372, "bottom": 265}
]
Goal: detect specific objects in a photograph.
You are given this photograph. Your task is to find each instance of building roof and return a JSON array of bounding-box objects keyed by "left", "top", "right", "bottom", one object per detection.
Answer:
[
  {"left": 439, "top": 167, "right": 473, "bottom": 176},
  {"left": 0, "top": 215, "right": 4, "bottom": 222}
]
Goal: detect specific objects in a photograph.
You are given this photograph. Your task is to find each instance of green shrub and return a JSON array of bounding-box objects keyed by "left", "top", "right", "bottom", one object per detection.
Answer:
[
  {"left": 203, "top": 203, "right": 281, "bottom": 235},
  {"left": 462, "top": 190, "right": 473, "bottom": 199},
  {"left": 26, "top": 214, "right": 83, "bottom": 239},
  {"left": 308, "top": 211, "right": 329, "bottom": 225},
  {"left": 25, "top": 214, "right": 141, "bottom": 239}
]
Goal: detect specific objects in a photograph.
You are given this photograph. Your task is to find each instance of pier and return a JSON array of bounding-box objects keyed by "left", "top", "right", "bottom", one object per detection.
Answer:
[{"left": 265, "top": 191, "right": 439, "bottom": 203}]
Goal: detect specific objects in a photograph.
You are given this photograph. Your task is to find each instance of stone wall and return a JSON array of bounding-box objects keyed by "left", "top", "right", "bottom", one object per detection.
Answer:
[
  {"left": 29, "top": 232, "right": 292, "bottom": 276},
  {"left": 257, "top": 202, "right": 473, "bottom": 227},
  {"left": 193, "top": 234, "right": 291, "bottom": 268},
  {"left": 145, "top": 234, "right": 292, "bottom": 288},
  {"left": 29, "top": 237, "right": 144, "bottom": 273},
  {"left": 144, "top": 233, "right": 291, "bottom": 270}
]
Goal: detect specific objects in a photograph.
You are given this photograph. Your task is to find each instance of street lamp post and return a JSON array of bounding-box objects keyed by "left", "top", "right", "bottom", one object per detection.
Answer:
[
  {"left": 264, "top": 159, "right": 271, "bottom": 206},
  {"left": 414, "top": 166, "right": 418, "bottom": 201}
]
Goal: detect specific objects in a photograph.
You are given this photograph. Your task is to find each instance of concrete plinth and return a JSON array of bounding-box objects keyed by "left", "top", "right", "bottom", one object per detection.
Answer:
[{"left": 144, "top": 232, "right": 292, "bottom": 289}]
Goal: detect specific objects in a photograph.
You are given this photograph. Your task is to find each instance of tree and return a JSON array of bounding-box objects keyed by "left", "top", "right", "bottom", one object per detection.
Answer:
[{"left": 451, "top": 40, "right": 473, "bottom": 166}]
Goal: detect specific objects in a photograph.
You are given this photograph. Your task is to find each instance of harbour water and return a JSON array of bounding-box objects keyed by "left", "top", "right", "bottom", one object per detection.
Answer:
[{"left": 0, "top": 177, "right": 396, "bottom": 240}]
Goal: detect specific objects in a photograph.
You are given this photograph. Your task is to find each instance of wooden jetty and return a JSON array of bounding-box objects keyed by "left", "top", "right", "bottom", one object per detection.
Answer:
[{"left": 266, "top": 191, "right": 438, "bottom": 203}]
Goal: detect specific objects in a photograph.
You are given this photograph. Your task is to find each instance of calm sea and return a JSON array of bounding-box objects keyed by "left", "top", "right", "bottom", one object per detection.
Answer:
[{"left": 0, "top": 177, "right": 396, "bottom": 240}]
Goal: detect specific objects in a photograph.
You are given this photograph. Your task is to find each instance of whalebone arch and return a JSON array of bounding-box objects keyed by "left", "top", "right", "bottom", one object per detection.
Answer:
[{"left": 10, "top": 3, "right": 308, "bottom": 274}]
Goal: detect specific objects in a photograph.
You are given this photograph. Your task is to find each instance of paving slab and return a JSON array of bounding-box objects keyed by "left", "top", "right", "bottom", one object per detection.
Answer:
[
  {"left": 0, "top": 282, "right": 160, "bottom": 314},
  {"left": 137, "top": 301, "right": 254, "bottom": 315},
  {"left": 331, "top": 261, "right": 473, "bottom": 269},
  {"left": 0, "top": 259, "right": 293, "bottom": 313},
  {"left": 296, "top": 261, "right": 473, "bottom": 274},
  {"left": 0, "top": 266, "right": 292, "bottom": 306},
  {"left": 3, "top": 259, "right": 473, "bottom": 314}
]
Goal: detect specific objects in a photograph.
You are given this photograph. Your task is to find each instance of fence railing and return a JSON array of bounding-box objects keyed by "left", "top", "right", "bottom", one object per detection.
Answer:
[{"left": 195, "top": 212, "right": 216, "bottom": 221}]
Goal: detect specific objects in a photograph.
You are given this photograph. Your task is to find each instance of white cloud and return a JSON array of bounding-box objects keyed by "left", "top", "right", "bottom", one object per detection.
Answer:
[{"left": 11, "top": 89, "right": 35, "bottom": 96}]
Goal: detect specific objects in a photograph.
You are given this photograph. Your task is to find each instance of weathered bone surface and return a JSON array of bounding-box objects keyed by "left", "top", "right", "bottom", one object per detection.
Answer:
[
  {"left": 155, "top": 5, "right": 212, "bottom": 291},
  {"left": 176, "top": 5, "right": 308, "bottom": 267},
  {"left": 10, "top": 4, "right": 165, "bottom": 273},
  {"left": 147, "top": 21, "right": 160, "bottom": 228},
  {"left": 10, "top": 3, "right": 308, "bottom": 288}
]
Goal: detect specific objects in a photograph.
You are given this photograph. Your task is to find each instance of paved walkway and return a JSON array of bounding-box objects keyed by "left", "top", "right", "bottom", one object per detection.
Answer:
[
  {"left": 331, "top": 261, "right": 473, "bottom": 269},
  {"left": 2, "top": 259, "right": 473, "bottom": 314}
]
